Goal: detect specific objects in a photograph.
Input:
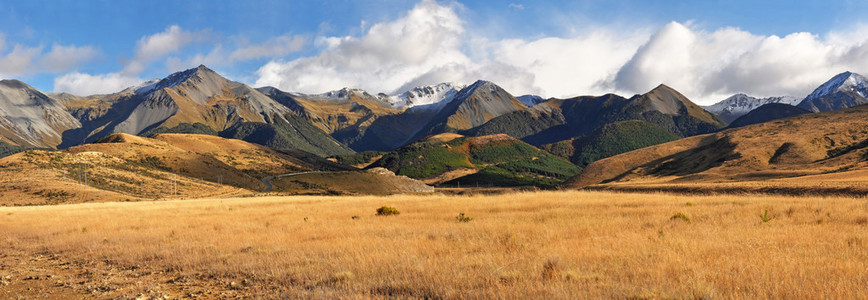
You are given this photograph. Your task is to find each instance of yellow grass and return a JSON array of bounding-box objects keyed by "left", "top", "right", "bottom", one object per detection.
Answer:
[{"left": 2, "top": 190, "right": 867, "bottom": 298}]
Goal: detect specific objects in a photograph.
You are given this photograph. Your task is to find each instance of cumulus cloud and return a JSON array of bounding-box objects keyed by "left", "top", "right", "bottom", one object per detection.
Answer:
[
  {"left": 0, "top": 44, "right": 42, "bottom": 77},
  {"left": 611, "top": 22, "right": 868, "bottom": 104},
  {"left": 255, "top": 0, "right": 471, "bottom": 94},
  {"left": 508, "top": 3, "right": 525, "bottom": 10},
  {"left": 253, "top": 0, "right": 645, "bottom": 97},
  {"left": 251, "top": 1, "right": 868, "bottom": 105},
  {"left": 53, "top": 72, "right": 143, "bottom": 95},
  {"left": 123, "top": 25, "right": 207, "bottom": 75}
]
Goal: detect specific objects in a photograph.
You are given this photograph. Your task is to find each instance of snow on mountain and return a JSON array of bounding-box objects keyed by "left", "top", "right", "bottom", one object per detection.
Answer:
[
  {"left": 391, "top": 82, "right": 465, "bottom": 109},
  {"left": 797, "top": 71, "right": 868, "bottom": 112},
  {"left": 804, "top": 71, "right": 868, "bottom": 101},
  {"left": 703, "top": 94, "right": 800, "bottom": 123}
]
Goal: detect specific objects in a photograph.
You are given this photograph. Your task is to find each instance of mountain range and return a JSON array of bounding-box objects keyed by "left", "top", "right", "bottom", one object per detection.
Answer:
[{"left": 0, "top": 65, "right": 867, "bottom": 183}]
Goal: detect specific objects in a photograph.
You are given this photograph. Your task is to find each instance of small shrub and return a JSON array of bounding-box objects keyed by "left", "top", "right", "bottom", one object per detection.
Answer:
[
  {"left": 376, "top": 206, "right": 400, "bottom": 216},
  {"left": 456, "top": 212, "right": 472, "bottom": 223},
  {"left": 81, "top": 227, "right": 88, "bottom": 233},
  {"left": 760, "top": 210, "right": 772, "bottom": 223},
  {"left": 686, "top": 202, "right": 695, "bottom": 206},
  {"left": 670, "top": 212, "right": 691, "bottom": 222}
]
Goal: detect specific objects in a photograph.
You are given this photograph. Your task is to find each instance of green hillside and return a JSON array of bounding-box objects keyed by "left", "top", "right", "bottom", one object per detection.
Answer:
[
  {"left": 368, "top": 134, "right": 581, "bottom": 188},
  {"left": 219, "top": 114, "right": 355, "bottom": 157},
  {"left": 543, "top": 120, "right": 679, "bottom": 167}
]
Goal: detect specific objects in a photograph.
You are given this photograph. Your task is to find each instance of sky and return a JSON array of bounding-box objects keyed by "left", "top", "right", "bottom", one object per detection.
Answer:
[{"left": 0, "top": 0, "right": 867, "bottom": 104}]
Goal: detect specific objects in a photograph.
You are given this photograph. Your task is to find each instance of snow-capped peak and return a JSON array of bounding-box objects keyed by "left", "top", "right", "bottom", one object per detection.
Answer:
[
  {"left": 804, "top": 71, "right": 868, "bottom": 101},
  {"left": 318, "top": 87, "right": 365, "bottom": 100},
  {"left": 704, "top": 94, "right": 800, "bottom": 115},
  {"left": 391, "top": 82, "right": 466, "bottom": 109}
]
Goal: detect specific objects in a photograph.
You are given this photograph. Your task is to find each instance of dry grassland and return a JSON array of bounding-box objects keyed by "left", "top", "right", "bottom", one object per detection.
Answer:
[{"left": 1, "top": 190, "right": 867, "bottom": 298}]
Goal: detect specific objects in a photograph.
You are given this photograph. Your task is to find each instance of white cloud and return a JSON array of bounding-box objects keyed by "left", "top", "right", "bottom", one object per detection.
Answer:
[
  {"left": 165, "top": 34, "right": 309, "bottom": 72},
  {"left": 123, "top": 25, "right": 207, "bottom": 75},
  {"left": 611, "top": 22, "right": 868, "bottom": 104},
  {"left": 133, "top": 26, "right": 201, "bottom": 62},
  {"left": 54, "top": 25, "right": 207, "bottom": 95},
  {"left": 508, "top": 3, "right": 525, "bottom": 10},
  {"left": 53, "top": 72, "right": 144, "bottom": 95},
  {"left": 253, "top": 0, "right": 646, "bottom": 98},
  {"left": 41, "top": 44, "right": 100, "bottom": 73},
  {"left": 0, "top": 33, "right": 100, "bottom": 80},
  {"left": 490, "top": 30, "right": 647, "bottom": 97},
  {"left": 255, "top": 0, "right": 470, "bottom": 94},
  {"left": 0, "top": 44, "right": 42, "bottom": 77}
]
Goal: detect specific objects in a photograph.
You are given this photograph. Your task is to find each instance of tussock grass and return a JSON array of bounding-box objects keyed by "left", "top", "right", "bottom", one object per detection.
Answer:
[{"left": 1, "top": 191, "right": 867, "bottom": 298}]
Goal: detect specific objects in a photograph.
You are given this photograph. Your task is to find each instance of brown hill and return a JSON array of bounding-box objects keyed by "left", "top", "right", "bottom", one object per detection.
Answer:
[
  {"left": 0, "top": 133, "right": 319, "bottom": 205},
  {"left": 564, "top": 104, "right": 868, "bottom": 195},
  {"left": 269, "top": 167, "right": 433, "bottom": 196}
]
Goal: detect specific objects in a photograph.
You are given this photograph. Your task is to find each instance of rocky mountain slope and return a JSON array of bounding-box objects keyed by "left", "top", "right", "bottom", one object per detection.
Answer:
[{"left": 0, "top": 80, "right": 80, "bottom": 148}]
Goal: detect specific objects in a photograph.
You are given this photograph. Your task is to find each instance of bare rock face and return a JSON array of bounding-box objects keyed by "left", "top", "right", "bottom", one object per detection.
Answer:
[{"left": 0, "top": 80, "right": 81, "bottom": 148}]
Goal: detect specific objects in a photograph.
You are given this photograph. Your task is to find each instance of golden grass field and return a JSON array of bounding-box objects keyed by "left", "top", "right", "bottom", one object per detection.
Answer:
[{"left": 2, "top": 190, "right": 867, "bottom": 299}]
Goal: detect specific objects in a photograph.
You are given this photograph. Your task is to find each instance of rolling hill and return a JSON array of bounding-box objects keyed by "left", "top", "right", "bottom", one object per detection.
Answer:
[
  {"left": 0, "top": 133, "right": 351, "bottom": 205},
  {"left": 368, "top": 133, "right": 580, "bottom": 187},
  {"left": 565, "top": 104, "right": 868, "bottom": 195}
]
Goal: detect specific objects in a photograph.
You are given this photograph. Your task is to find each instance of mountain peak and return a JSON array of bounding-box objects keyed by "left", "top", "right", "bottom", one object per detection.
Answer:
[
  {"left": 805, "top": 71, "right": 867, "bottom": 101},
  {"left": 152, "top": 65, "right": 225, "bottom": 92},
  {"left": 393, "top": 82, "right": 465, "bottom": 108},
  {"left": 798, "top": 71, "right": 868, "bottom": 112},
  {"left": 0, "top": 79, "right": 31, "bottom": 90},
  {"left": 649, "top": 84, "right": 679, "bottom": 95}
]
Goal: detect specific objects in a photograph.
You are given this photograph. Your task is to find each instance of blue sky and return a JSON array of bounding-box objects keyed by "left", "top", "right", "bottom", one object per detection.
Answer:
[{"left": 0, "top": 0, "right": 866, "bottom": 104}]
